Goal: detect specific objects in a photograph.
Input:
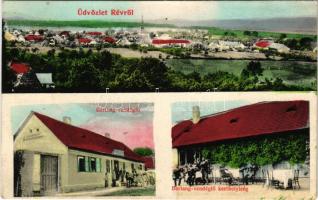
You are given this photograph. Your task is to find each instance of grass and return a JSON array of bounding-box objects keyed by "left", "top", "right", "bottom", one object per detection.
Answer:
[
  {"left": 100, "top": 186, "right": 155, "bottom": 196},
  {"left": 166, "top": 59, "right": 317, "bottom": 88},
  {"left": 203, "top": 27, "right": 315, "bottom": 40}
]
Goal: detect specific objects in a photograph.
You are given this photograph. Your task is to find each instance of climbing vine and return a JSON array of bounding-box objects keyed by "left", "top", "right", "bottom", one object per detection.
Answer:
[{"left": 201, "top": 132, "right": 309, "bottom": 168}]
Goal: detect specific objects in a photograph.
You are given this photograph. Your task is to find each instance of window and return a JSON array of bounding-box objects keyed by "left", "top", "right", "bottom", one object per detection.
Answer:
[
  {"left": 123, "top": 162, "right": 126, "bottom": 170},
  {"left": 78, "top": 156, "right": 86, "bottom": 172},
  {"left": 78, "top": 156, "right": 101, "bottom": 172},
  {"left": 139, "top": 164, "right": 142, "bottom": 170},
  {"left": 89, "top": 157, "right": 96, "bottom": 172}
]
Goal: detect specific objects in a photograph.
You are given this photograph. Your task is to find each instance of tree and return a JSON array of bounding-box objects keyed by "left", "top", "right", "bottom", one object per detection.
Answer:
[
  {"left": 279, "top": 33, "right": 287, "bottom": 40},
  {"left": 133, "top": 147, "right": 154, "bottom": 156},
  {"left": 299, "top": 37, "right": 313, "bottom": 50},
  {"left": 65, "top": 59, "right": 101, "bottom": 92},
  {"left": 252, "top": 31, "right": 259, "bottom": 37},
  {"left": 241, "top": 61, "right": 263, "bottom": 78},
  {"left": 285, "top": 39, "right": 298, "bottom": 50},
  {"left": 2, "top": 65, "right": 16, "bottom": 92},
  {"left": 243, "top": 31, "right": 251, "bottom": 36}
]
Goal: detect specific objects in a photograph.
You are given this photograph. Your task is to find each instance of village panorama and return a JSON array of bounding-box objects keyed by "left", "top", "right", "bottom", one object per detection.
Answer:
[{"left": 3, "top": 20, "right": 317, "bottom": 92}]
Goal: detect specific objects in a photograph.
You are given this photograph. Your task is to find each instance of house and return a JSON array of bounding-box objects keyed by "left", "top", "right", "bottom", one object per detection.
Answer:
[
  {"left": 35, "top": 73, "right": 55, "bottom": 88},
  {"left": 254, "top": 40, "right": 272, "bottom": 49},
  {"left": 102, "top": 36, "right": 116, "bottom": 44},
  {"left": 14, "top": 112, "right": 146, "bottom": 196},
  {"left": 269, "top": 43, "right": 290, "bottom": 53},
  {"left": 9, "top": 62, "right": 41, "bottom": 91},
  {"left": 141, "top": 156, "right": 155, "bottom": 170},
  {"left": 87, "top": 31, "right": 103, "bottom": 36},
  {"left": 152, "top": 39, "right": 191, "bottom": 48},
  {"left": 77, "top": 38, "right": 93, "bottom": 46},
  {"left": 172, "top": 101, "right": 309, "bottom": 175},
  {"left": 4, "top": 31, "right": 17, "bottom": 41},
  {"left": 24, "top": 35, "right": 44, "bottom": 42},
  {"left": 10, "top": 62, "right": 31, "bottom": 74}
]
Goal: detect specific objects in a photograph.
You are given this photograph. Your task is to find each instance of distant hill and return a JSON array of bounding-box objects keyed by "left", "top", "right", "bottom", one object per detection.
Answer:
[
  {"left": 151, "top": 17, "right": 316, "bottom": 34},
  {"left": 4, "top": 17, "right": 316, "bottom": 35}
]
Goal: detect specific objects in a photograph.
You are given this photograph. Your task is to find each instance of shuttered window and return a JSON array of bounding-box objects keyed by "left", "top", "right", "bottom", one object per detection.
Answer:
[{"left": 78, "top": 156, "right": 101, "bottom": 172}]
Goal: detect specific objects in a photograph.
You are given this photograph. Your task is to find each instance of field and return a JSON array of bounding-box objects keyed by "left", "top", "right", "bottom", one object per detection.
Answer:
[
  {"left": 204, "top": 27, "right": 315, "bottom": 39},
  {"left": 166, "top": 59, "right": 317, "bottom": 88}
]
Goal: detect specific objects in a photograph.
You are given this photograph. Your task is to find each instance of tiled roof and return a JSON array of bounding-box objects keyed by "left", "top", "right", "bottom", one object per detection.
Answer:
[
  {"left": 172, "top": 101, "right": 309, "bottom": 148},
  {"left": 34, "top": 112, "right": 144, "bottom": 162}
]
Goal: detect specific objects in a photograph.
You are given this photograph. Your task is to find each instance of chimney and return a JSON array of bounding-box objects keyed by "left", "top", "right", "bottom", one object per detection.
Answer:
[
  {"left": 63, "top": 116, "right": 72, "bottom": 124},
  {"left": 104, "top": 132, "right": 111, "bottom": 138},
  {"left": 192, "top": 106, "right": 200, "bottom": 124}
]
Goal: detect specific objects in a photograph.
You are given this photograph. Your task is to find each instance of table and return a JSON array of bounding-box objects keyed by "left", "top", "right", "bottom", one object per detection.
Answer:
[{"left": 272, "top": 169, "right": 294, "bottom": 188}]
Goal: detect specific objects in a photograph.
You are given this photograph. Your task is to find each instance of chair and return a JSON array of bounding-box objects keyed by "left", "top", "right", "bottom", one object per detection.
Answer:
[
  {"left": 265, "top": 170, "right": 281, "bottom": 189},
  {"left": 270, "top": 170, "right": 282, "bottom": 189},
  {"left": 292, "top": 169, "right": 300, "bottom": 189},
  {"left": 220, "top": 169, "right": 233, "bottom": 185}
]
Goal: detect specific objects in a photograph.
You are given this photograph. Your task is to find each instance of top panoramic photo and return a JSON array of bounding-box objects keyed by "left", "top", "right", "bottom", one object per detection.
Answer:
[{"left": 2, "top": 1, "right": 317, "bottom": 93}]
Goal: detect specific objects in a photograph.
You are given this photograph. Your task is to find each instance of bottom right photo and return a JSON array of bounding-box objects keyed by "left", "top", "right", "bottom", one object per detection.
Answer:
[{"left": 171, "top": 100, "right": 312, "bottom": 199}]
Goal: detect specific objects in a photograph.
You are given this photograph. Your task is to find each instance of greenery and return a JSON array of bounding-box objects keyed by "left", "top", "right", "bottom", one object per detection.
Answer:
[
  {"left": 204, "top": 26, "right": 316, "bottom": 41},
  {"left": 201, "top": 132, "right": 309, "bottom": 168},
  {"left": 166, "top": 59, "right": 316, "bottom": 89},
  {"left": 3, "top": 46, "right": 315, "bottom": 92},
  {"left": 133, "top": 147, "right": 154, "bottom": 156}
]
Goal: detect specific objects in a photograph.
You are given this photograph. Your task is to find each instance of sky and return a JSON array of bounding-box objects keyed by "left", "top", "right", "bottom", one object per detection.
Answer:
[
  {"left": 171, "top": 100, "right": 250, "bottom": 125},
  {"left": 11, "top": 103, "right": 154, "bottom": 149},
  {"left": 3, "top": 1, "right": 317, "bottom": 21}
]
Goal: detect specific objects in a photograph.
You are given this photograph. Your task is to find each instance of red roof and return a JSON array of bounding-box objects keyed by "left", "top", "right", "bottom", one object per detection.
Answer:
[
  {"left": 141, "top": 156, "right": 155, "bottom": 169},
  {"left": 24, "top": 35, "right": 44, "bottom": 42},
  {"left": 10, "top": 62, "right": 31, "bottom": 74},
  {"left": 255, "top": 40, "right": 272, "bottom": 48},
  {"left": 172, "top": 101, "right": 309, "bottom": 148},
  {"left": 103, "top": 37, "right": 116, "bottom": 44},
  {"left": 33, "top": 112, "right": 144, "bottom": 162},
  {"left": 152, "top": 39, "right": 190, "bottom": 45},
  {"left": 87, "top": 32, "right": 102, "bottom": 36},
  {"left": 60, "top": 31, "right": 70, "bottom": 36},
  {"left": 78, "top": 38, "right": 92, "bottom": 44}
]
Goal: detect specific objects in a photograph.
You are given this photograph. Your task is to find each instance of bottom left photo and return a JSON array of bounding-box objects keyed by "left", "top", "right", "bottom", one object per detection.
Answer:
[{"left": 12, "top": 103, "right": 155, "bottom": 197}]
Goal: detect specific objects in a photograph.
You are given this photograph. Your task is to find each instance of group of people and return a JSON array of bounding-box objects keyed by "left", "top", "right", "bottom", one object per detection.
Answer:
[
  {"left": 173, "top": 159, "right": 210, "bottom": 186},
  {"left": 105, "top": 168, "right": 155, "bottom": 188},
  {"left": 173, "top": 159, "right": 259, "bottom": 186}
]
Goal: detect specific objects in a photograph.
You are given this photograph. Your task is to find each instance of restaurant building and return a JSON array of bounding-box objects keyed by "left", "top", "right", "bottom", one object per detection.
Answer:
[
  {"left": 14, "top": 112, "right": 145, "bottom": 196},
  {"left": 172, "top": 101, "right": 309, "bottom": 172}
]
